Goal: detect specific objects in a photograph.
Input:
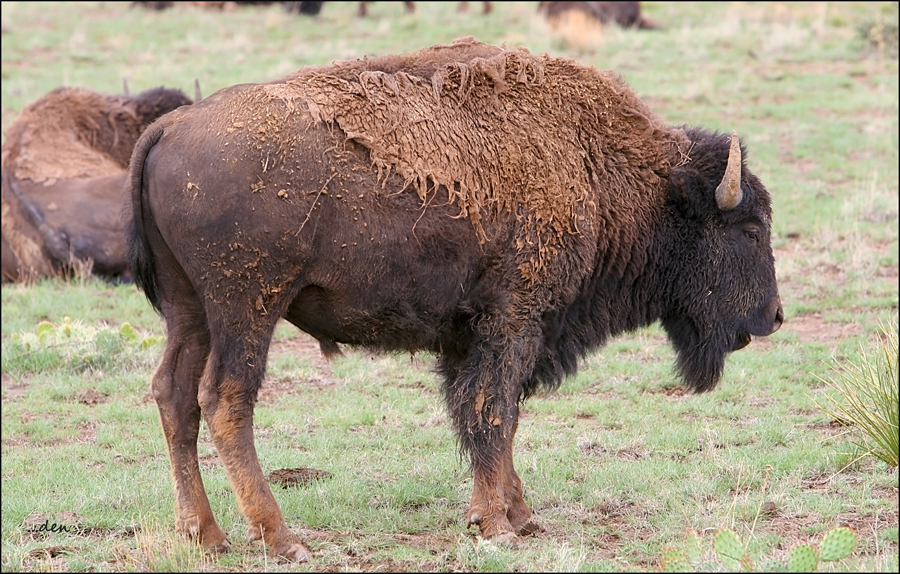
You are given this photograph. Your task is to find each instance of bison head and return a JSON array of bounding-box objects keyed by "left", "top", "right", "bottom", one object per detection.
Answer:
[
  {"left": 661, "top": 128, "right": 783, "bottom": 392},
  {"left": 130, "top": 86, "right": 194, "bottom": 129}
]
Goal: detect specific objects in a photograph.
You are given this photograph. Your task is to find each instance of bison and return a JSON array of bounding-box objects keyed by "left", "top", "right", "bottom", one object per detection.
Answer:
[
  {"left": 126, "top": 36, "right": 783, "bottom": 561},
  {"left": 538, "top": 1, "right": 658, "bottom": 30},
  {"left": 355, "top": 2, "right": 492, "bottom": 17},
  {"left": 1, "top": 85, "right": 193, "bottom": 283}
]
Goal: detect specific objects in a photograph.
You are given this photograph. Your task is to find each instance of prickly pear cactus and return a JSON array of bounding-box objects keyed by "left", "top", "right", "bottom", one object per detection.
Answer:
[
  {"left": 786, "top": 543, "right": 819, "bottom": 572},
  {"left": 660, "top": 530, "right": 702, "bottom": 572},
  {"left": 660, "top": 548, "right": 692, "bottom": 572},
  {"left": 684, "top": 529, "right": 702, "bottom": 564},
  {"left": 818, "top": 527, "right": 857, "bottom": 562},
  {"left": 659, "top": 525, "right": 858, "bottom": 573},
  {"left": 714, "top": 529, "right": 744, "bottom": 560},
  {"left": 714, "top": 529, "right": 752, "bottom": 571}
]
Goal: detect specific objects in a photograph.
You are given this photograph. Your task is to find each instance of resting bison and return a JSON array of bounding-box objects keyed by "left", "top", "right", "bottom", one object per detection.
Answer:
[
  {"left": 1, "top": 85, "right": 192, "bottom": 283},
  {"left": 127, "top": 36, "right": 783, "bottom": 561}
]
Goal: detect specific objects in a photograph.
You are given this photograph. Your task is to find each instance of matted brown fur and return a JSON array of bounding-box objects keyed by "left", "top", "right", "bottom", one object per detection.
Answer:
[
  {"left": 234, "top": 37, "right": 682, "bottom": 280},
  {"left": 1, "top": 87, "right": 154, "bottom": 184}
]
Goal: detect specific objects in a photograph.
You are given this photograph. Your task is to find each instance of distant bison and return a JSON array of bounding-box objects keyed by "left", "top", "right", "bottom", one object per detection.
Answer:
[
  {"left": 127, "top": 37, "right": 782, "bottom": 561},
  {"left": 538, "top": 1, "right": 658, "bottom": 30},
  {"left": 1, "top": 85, "right": 192, "bottom": 283},
  {"left": 355, "top": 2, "right": 492, "bottom": 17}
]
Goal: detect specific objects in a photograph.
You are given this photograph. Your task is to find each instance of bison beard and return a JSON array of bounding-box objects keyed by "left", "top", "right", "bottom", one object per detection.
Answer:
[{"left": 126, "top": 37, "right": 783, "bottom": 561}]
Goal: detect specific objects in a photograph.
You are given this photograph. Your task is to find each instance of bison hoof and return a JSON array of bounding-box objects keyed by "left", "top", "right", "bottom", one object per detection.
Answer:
[
  {"left": 516, "top": 520, "right": 543, "bottom": 537},
  {"left": 248, "top": 524, "right": 311, "bottom": 562},
  {"left": 275, "top": 541, "right": 311, "bottom": 562},
  {"left": 489, "top": 531, "right": 520, "bottom": 548},
  {"left": 205, "top": 537, "right": 232, "bottom": 554},
  {"left": 177, "top": 519, "right": 231, "bottom": 554}
]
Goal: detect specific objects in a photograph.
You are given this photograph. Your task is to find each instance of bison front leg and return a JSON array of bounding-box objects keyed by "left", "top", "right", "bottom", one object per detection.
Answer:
[
  {"left": 443, "top": 332, "right": 539, "bottom": 546},
  {"left": 463, "top": 409, "right": 517, "bottom": 544},
  {"left": 198, "top": 348, "right": 311, "bottom": 562},
  {"left": 465, "top": 405, "right": 539, "bottom": 544},
  {"left": 500, "top": 416, "right": 540, "bottom": 536},
  {"left": 152, "top": 313, "right": 229, "bottom": 552}
]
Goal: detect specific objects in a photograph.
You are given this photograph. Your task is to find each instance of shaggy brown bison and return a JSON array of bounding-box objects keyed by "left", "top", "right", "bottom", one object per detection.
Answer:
[
  {"left": 1, "top": 85, "right": 192, "bottom": 283},
  {"left": 127, "top": 37, "right": 783, "bottom": 561}
]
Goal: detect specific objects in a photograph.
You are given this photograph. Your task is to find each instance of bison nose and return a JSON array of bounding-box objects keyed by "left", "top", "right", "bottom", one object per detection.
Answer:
[
  {"left": 751, "top": 298, "right": 783, "bottom": 337},
  {"left": 771, "top": 301, "right": 784, "bottom": 333}
]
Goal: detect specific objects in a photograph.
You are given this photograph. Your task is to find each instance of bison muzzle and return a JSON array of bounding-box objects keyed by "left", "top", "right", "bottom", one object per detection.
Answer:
[{"left": 126, "top": 37, "right": 783, "bottom": 561}]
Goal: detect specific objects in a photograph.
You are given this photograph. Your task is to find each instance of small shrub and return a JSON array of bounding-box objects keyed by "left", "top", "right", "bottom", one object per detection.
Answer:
[{"left": 859, "top": 17, "right": 899, "bottom": 58}]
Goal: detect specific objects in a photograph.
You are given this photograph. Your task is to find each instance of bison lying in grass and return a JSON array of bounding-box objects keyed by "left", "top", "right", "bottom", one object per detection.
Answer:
[
  {"left": 127, "top": 36, "right": 783, "bottom": 561},
  {"left": 1, "top": 85, "right": 192, "bottom": 283}
]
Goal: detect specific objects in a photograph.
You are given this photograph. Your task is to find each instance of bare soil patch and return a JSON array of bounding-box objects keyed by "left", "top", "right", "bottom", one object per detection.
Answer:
[{"left": 258, "top": 331, "right": 339, "bottom": 403}]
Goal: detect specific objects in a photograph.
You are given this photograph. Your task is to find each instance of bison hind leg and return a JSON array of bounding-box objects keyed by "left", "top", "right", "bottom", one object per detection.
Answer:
[
  {"left": 197, "top": 300, "right": 311, "bottom": 562},
  {"left": 151, "top": 284, "right": 230, "bottom": 552}
]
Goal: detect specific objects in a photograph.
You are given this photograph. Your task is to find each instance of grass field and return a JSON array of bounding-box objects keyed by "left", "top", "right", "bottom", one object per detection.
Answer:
[{"left": 1, "top": 1, "right": 898, "bottom": 571}]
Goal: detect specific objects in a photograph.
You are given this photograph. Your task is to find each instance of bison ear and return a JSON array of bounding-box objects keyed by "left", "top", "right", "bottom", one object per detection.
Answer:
[{"left": 667, "top": 168, "right": 692, "bottom": 203}]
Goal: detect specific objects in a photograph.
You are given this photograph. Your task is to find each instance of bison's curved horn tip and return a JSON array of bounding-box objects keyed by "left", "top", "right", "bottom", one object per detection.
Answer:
[
  {"left": 123, "top": 77, "right": 131, "bottom": 97},
  {"left": 194, "top": 78, "right": 202, "bottom": 102},
  {"left": 715, "top": 130, "right": 743, "bottom": 211}
]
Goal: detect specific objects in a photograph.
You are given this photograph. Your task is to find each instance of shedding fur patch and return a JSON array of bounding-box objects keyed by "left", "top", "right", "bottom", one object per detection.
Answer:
[
  {"left": 258, "top": 37, "right": 675, "bottom": 282},
  {"left": 1, "top": 88, "right": 148, "bottom": 184}
]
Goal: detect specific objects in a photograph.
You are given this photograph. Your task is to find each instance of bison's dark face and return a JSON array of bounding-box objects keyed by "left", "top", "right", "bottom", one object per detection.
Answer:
[
  {"left": 131, "top": 87, "right": 193, "bottom": 128},
  {"left": 661, "top": 129, "right": 783, "bottom": 392}
]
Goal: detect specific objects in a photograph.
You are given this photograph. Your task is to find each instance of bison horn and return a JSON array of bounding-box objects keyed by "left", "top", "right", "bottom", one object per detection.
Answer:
[
  {"left": 715, "top": 130, "right": 743, "bottom": 211},
  {"left": 194, "top": 78, "right": 202, "bottom": 103},
  {"left": 123, "top": 77, "right": 131, "bottom": 97}
]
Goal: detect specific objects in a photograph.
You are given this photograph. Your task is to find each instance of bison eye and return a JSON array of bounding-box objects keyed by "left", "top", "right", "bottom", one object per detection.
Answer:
[{"left": 743, "top": 225, "right": 760, "bottom": 244}]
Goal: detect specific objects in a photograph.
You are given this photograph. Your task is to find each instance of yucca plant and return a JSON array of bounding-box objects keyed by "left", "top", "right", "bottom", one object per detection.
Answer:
[{"left": 813, "top": 316, "right": 899, "bottom": 468}]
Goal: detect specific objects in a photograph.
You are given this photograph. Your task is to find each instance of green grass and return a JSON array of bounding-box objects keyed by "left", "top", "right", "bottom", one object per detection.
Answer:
[{"left": 2, "top": 1, "right": 899, "bottom": 572}]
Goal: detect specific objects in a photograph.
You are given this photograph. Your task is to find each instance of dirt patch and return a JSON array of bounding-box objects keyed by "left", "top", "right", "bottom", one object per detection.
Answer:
[
  {"left": 74, "top": 388, "right": 106, "bottom": 405},
  {"left": 1, "top": 371, "right": 26, "bottom": 401},
  {"left": 267, "top": 466, "right": 331, "bottom": 488},
  {"left": 761, "top": 506, "right": 899, "bottom": 557},
  {"left": 75, "top": 420, "right": 96, "bottom": 443},
  {"left": 812, "top": 422, "right": 857, "bottom": 441},
  {"left": 28, "top": 546, "right": 73, "bottom": 558},
  {"left": 297, "top": 529, "right": 461, "bottom": 572},
  {"left": 259, "top": 329, "right": 339, "bottom": 403},
  {"left": 547, "top": 498, "right": 658, "bottom": 565},
  {"left": 783, "top": 313, "right": 863, "bottom": 344},
  {"left": 646, "top": 384, "right": 690, "bottom": 398},
  {"left": 198, "top": 453, "right": 221, "bottom": 470}
]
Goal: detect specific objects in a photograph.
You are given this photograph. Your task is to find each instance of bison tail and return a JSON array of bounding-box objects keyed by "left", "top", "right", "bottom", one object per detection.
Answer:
[{"left": 125, "top": 122, "right": 166, "bottom": 314}]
